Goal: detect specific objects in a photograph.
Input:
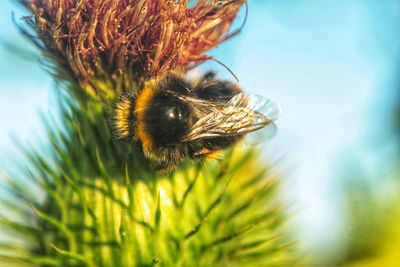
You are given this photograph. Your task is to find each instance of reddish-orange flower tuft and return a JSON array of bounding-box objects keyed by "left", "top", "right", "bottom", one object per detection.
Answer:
[{"left": 20, "top": 0, "right": 245, "bottom": 97}]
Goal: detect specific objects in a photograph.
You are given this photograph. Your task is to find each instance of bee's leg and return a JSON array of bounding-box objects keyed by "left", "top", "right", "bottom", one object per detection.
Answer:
[
  {"left": 188, "top": 141, "right": 212, "bottom": 159},
  {"left": 188, "top": 137, "right": 237, "bottom": 161},
  {"left": 201, "top": 71, "right": 216, "bottom": 82},
  {"left": 193, "top": 71, "right": 216, "bottom": 89},
  {"left": 192, "top": 147, "right": 214, "bottom": 158}
]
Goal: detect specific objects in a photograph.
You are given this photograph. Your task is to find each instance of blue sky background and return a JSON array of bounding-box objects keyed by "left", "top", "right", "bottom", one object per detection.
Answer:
[{"left": 1, "top": 0, "right": 400, "bottom": 258}]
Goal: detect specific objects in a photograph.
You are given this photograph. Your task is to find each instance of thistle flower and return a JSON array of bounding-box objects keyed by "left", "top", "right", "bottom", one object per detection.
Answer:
[
  {"left": 20, "top": 0, "right": 244, "bottom": 98},
  {"left": 1, "top": 0, "right": 296, "bottom": 266}
]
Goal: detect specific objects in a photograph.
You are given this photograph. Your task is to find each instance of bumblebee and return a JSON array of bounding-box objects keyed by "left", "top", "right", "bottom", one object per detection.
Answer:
[{"left": 113, "top": 71, "right": 280, "bottom": 171}]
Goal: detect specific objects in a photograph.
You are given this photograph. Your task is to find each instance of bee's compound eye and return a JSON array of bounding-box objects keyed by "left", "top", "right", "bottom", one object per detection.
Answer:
[{"left": 145, "top": 93, "right": 191, "bottom": 146}]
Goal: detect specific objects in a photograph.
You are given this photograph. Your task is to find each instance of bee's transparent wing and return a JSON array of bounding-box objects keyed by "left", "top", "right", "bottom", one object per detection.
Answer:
[
  {"left": 245, "top": 94, "right": 281, "bottom": 122},
  {"left": 240, "top": 94, "right": 281, "bottom": 145},
  {"left": 182, "top": 93, "right": 281, "bottom": 141},
  {"left": 241, "top": 122, "right": 278, "bottom": 147}
]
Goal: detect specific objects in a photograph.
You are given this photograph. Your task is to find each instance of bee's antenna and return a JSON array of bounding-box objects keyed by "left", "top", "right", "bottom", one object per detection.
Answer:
[
  {"left": 212, "top": 58, "right": 240, "bottom": 83},
  {"left": 239, "top": 0, "right": 249, "bottom": 33},
  {"left": 218, "top": 0, "right": 249, "bottom": 42},
  {"left": 209, "top": 0, "right": 247, "bottom": 83}
]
